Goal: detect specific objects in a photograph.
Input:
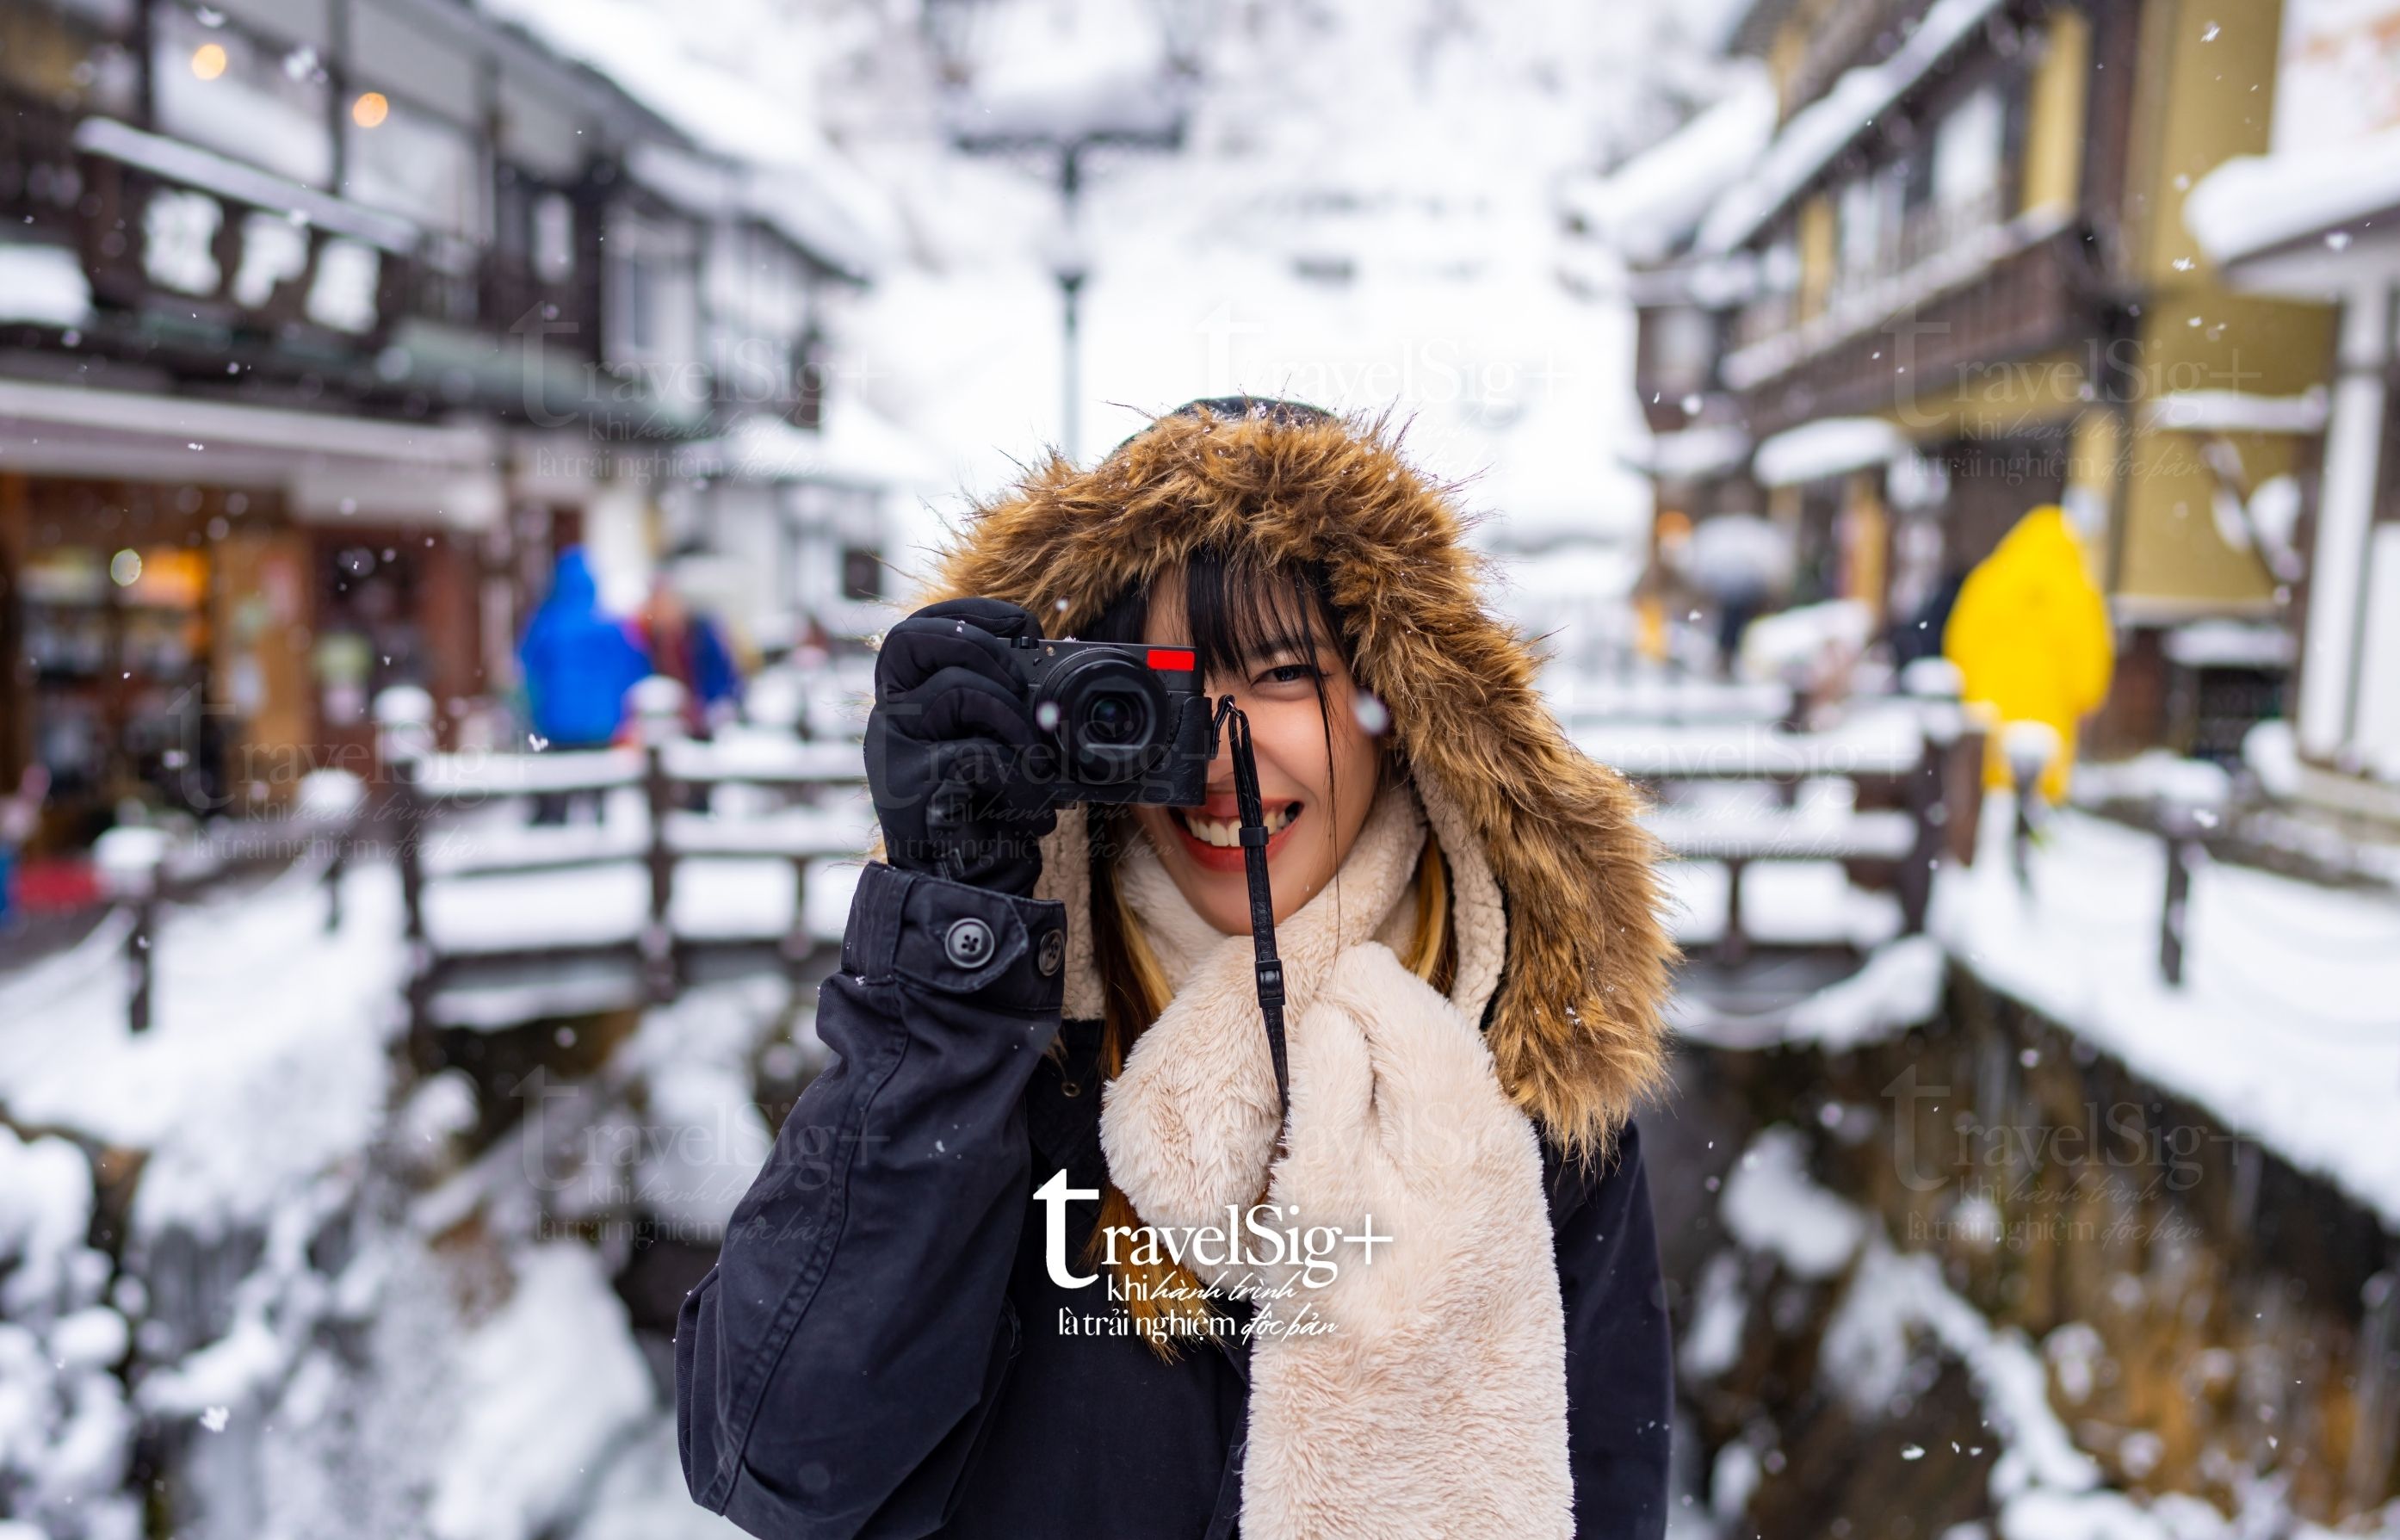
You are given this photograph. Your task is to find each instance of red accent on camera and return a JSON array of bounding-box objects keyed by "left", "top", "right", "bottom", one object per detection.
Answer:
[{"left": 1146, "top": 647, "right": 1197, "bottom": 671}]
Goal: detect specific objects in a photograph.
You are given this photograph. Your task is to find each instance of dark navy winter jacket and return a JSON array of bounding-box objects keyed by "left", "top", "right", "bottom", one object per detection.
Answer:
[{"left": 675, "top": 860, "right": 1673, "bottom": 1539}]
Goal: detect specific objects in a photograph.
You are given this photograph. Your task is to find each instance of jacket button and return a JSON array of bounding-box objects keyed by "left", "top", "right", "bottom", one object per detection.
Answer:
[
  {"left": 1036, "top": 928, "right": 1065, "bottom": 977},
  {"left": 944, "top": 916, "right": 996, "bottom": 969}
]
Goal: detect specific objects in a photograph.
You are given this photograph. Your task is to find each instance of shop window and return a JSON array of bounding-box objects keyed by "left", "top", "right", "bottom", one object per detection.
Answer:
[
  {"left": 533, "top": 191, "right": 574, "bottom": 283},
  {"left": 1931, "top": 83, "right": 2007, "bottom": 226},
  {"left": 1642, "top": 305, "right": 1712, "bottom": 402},
  {"left": 343, "top": 88, "right": 486, "bottom": 238},
  {"left": 0, "top": 0, "right": 139, "bottom": 115},
  {"left": 604, "top": 205, "right": 699, "bottom": 368},
  {"left": 152, "top": 3, "right": 332, "bottom": 189},
  {"left": 790, "top": 325, "right": 827, "bottom": 430},
  {"left": 22, "top": 538, "right": 219, "bottom": 819},
  {"left": 840, "top": 545, "right": 882, "bottom": 603}
]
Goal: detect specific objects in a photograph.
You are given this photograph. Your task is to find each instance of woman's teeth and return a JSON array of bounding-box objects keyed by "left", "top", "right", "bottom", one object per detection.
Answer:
[{"left": 1176, "top": 802, "right": 1299, "bottom": 849}]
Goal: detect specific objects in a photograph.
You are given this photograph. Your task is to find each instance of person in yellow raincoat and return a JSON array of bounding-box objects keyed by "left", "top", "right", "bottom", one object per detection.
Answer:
[{"left": 1941, "top": 504, "right": 2115, "bottom": 803}]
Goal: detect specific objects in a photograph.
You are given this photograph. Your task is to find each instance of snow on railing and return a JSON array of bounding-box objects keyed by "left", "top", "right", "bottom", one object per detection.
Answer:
[
  {"left": 1581, "top": 671, "right": 1986, "bottom": 967},
  {"left": 90, "top": 773, "right": 369, "bottom": 1035},
  {"left": 377, "top": 678, "right": 871, "bottom": 1034}
]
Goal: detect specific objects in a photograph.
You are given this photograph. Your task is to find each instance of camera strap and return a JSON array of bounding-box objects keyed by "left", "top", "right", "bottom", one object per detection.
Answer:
[{"left": 1209, "top": 694, "right": 1290, "bottom": 1122}]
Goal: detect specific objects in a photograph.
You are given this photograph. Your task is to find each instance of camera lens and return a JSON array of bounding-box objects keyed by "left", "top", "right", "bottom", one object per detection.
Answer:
[
  {"left": 1082, "top": 691, "right": 1147, "bottom": 745},
  {"left": 1039, "top": 650, "right": 1171, "bottom": 786}
]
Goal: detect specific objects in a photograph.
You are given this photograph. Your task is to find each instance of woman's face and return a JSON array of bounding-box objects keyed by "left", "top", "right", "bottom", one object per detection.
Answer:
[{"left": 1128, "top": 576, "right": 1382, "bottom": 931}]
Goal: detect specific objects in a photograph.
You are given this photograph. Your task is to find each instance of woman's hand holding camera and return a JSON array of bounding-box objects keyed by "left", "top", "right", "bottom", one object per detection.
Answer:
[{"left": 865, "top": 598, "right": 1059, "bottom": 898}]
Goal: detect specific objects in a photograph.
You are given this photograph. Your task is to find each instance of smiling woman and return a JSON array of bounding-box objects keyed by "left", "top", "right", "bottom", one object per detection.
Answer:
[
  {"left": 677, "top": 397, "right": 1677, "bottom": 1540},
  {"left": 1083, "top": 547, "right": 1384, "bottom": 927}
]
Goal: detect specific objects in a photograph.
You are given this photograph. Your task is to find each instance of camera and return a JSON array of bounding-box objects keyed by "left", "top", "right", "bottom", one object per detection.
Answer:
[{"left": 1001, "top": 635, "right": 1215, "bottom": 807}]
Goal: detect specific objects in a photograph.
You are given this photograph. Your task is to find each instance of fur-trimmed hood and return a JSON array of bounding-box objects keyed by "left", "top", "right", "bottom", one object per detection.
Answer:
[{"left": 907, "top": 399, "right": 1676, "bottom": 1157}]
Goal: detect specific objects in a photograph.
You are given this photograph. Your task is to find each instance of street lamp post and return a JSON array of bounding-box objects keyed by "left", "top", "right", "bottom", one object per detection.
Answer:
[{"left": 923, "top": 0, "right": 1203, "bottom": 464}]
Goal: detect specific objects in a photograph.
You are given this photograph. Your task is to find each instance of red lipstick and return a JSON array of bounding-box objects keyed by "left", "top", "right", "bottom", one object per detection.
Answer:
[{"left": 1169, "top": 801, "right": 1303, "bottom": 873}]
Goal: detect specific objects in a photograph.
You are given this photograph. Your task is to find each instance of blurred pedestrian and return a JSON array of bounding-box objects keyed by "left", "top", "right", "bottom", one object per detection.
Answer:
[
  {"left": 1943, "top": 504, "right": 2115, "bottom": 803},
  {"left": 0, "top": 766, "right": 50, "bottom": 930},
  {"left": 637, "top": 574, "right": 744, "bottom": 740},
  {"left": 517, "top": 547, "right": 649, "bottom": 825}
]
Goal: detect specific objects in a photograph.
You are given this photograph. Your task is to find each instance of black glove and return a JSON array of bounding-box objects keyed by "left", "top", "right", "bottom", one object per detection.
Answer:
[{"left": 864, "top": 597, "right": 1060, "bottom": 898}]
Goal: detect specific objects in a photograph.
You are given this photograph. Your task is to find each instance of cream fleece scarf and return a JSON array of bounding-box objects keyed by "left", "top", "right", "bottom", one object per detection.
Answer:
[{"left": 1099, "top": 774, "right": 1574, "bottom": 1540}]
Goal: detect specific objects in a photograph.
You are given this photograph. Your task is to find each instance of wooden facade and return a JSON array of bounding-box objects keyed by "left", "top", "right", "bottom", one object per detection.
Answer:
[
  {"left": 1631, "top": 0, "right": 2340, "bottom": 756},
  {"left": 0, "top": 0, "right": 862, "bottom": 847}
]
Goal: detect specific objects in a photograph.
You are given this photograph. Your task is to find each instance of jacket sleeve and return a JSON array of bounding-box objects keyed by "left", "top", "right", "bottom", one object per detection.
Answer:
[
  {"left": 1548, "top": 1118, "right": 1674, "bottom": 1540},
  {"left": 676, "top": 859, "right": 1069, "bottom": 1539}
]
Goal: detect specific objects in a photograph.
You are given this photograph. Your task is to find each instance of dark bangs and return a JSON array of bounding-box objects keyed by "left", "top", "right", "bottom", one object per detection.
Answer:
[{"left": 1082, "top": 547, "right": 1345, "bottom": 685}]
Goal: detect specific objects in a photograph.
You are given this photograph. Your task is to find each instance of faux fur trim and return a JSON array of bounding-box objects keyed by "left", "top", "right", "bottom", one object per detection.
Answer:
[{"left": 915, "top": 402, "right": 1676, "bottom": 1156}]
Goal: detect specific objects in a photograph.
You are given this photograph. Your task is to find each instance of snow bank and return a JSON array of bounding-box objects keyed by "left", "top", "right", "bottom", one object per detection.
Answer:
[
  {"left": 1823, "top": 1238, "right": 2104, "bottom": 1500},
  {"left": 0, "top": 860, "right": 405, "bottom": 1240},
  {"left": 1933, "top": 794, "right": 2400, "bottom": 1230},
  {"left": 612, "top": 977, "right": 788, "bottom": 1237},
  {"left": 1784, "top": 934, "right": 1948, "bottom": 1048},
  {"left": 0, "top": 1128, "right": 139, "bottom": 1540},
  {"left": 1698, "top": 1124, "right": 2354, "bottom": 1538},
  {"left": 571, "top": 1413, "right": 749, "bottom": 1540},
  {"left": 427, "top": 1243, "right": 654, "bottom": 1540},
  {"left": 1719, "top": 1127, "right": 1868, "bottom": 1279}
]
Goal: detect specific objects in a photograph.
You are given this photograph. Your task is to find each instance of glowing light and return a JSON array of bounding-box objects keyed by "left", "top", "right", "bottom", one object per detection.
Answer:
[
  {"left": 190, "top": 43, "right": 228, "bottom": 80},
  {"left": 351, "top": 91, "right": 389, "bottom": 128}
]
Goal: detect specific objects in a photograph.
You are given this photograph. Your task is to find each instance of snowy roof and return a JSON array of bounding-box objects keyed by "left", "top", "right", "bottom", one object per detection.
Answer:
[
  {"left": 1753, "top": 415, "right": 1907, "bottom": 486},
  {"left": 2141, "top": 387, "right": 2330, "bottom": 436},
  {"left": 1697, "top": 0, "right": 2006, "bottom": 256},
  {"left": 1562, "top": 70, "right": 1776, "bottom": 266},
  {"left": 2186, "top": 123, "right": 2400, "bottom": 270},
  {"left": 2161, "top": 618, "right": 2297, "bottom": 670},
  {"left": 1623, "top": 422, "right": 1753, "bottom": 479},
  {"left": 626, "top": 142, "right": 882, "bottom": 281},
  {"left": 74, "top": 116, "right": 418, "bottom": 251},
  {"left": 477, "top": 0, "right": 900, "bottom": 278},
  {"left": 681, "top": 402, "right": 947, "bottom": 492}
]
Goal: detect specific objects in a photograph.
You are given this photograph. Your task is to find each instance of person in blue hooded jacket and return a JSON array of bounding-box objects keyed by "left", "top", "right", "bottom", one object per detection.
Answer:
[{"left": 517, "top": 547, "right": 650, "bottom": 821}]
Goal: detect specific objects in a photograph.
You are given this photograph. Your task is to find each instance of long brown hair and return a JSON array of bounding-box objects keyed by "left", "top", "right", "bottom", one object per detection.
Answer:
[{"left": 1055, "top": 551, "right": 1459, "bottom": 1358}]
